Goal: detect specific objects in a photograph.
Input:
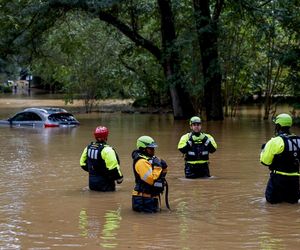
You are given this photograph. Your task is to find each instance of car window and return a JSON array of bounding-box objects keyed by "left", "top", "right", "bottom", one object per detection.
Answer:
[
  {"left": 28, "top": 112, "right": 43, "bottom": 121},
  {"left": 12, "top": 112, "right": 42, "bottom": 121},
  {"left": 48, "top": 113, "right": 76, "bottom": 122}
]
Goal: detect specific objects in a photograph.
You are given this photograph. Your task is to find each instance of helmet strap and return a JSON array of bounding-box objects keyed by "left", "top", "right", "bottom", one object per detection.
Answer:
[
  {"left": 138, "top": 148, "right": 146, "bottom": 153},
  {"left": 96, "top": 138, "right": 107, "bottom": 143},
  {"left": 275, "top": 124, "right": 290, "bottom": 136}
]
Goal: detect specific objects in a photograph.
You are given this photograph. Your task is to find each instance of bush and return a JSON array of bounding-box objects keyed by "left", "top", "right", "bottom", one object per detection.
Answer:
[
  {"left": 0, "top": 85, "right": 12, "bottom": 93},
  {"left": 132, "top": 97, "right": 152, "bottom": 108}
]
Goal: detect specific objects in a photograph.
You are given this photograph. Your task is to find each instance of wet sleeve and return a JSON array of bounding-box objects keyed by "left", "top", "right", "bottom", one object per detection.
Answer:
[
  {"left": 135, "top": 159, "right": 162, "bottom": 185},
  {"left": 80, "top": 147, "right": 88, "bottom": 172},
  {"left": 178, "top": 133, "right": 190, "bottom": 153},
  {"left": 260, "top": 137, "right": 284, "bottom": 166},
  {"left": 206, "top": 134, "right": 217, "bottom": 153},
  {"left": 101, "top": 147, "right": 123, "bottom": 178}
]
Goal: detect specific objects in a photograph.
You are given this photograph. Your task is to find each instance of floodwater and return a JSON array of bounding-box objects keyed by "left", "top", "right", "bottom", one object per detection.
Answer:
[{"left": 1, "top": 95, "right": 300, "bottom": 249}]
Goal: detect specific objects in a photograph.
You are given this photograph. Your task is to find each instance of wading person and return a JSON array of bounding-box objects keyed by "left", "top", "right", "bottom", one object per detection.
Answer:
[
  {"left": 132, "top": 136, "right": 168, "bottom": 213},
  {"left": 178, "top": 116, "right": 217, "bottom": 178},
  {"left": 80, "top": 126, "right": 123, "bottom": 191},
  {"left": 260, "top": 113, "right": 300, "bottom": 204}
]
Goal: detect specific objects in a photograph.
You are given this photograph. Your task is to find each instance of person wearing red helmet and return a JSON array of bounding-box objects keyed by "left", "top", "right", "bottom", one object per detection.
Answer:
[{"left": 80, "top": 126, "right": 123, "bottom": 191}]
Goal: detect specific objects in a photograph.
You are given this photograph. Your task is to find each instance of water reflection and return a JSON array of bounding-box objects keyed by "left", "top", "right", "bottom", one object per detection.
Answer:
[
  {"left": 79, "top": 209, "right": 88, "bottom": 237},
  {"left": 101, "top": 208, "right": 121, "bottom": 248},
  {"left": 176, "top": 201, "right": 189, "bottom": 248},
  {"left": 78, "top": 205, "right": 121, "bottom": 249},
  {"left": 0, "top": 129, "right": 32, "bottom": 249}
]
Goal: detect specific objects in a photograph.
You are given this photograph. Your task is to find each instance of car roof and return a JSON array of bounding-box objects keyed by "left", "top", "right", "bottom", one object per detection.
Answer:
[{"left": 23, "top": 107, "right": 68, "bottom": 114}]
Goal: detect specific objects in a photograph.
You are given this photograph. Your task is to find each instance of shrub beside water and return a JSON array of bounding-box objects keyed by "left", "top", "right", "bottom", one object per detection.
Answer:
[{"left": 0, "top": 86, "right": 12, "bottom": 93}]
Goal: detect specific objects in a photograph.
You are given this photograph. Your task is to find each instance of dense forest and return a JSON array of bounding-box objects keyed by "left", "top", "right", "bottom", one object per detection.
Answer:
[{"left": 0, "top": 0, "right": 299, "bottom": 121}]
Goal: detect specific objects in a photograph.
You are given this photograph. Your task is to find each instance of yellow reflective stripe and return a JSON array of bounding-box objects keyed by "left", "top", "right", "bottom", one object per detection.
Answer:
[
  {"left": 187, "top": 160, "right": 208, "bottom": 164},
  {"left": 273, "top": 170, "right": 300, "bottom": 176},
  {"left": 132, "top": 190, "right": 159, "bottom": 198}
]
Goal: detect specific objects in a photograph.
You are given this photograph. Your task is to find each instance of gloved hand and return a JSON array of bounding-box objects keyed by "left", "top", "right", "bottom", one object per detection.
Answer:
[
  {"left": 160, "top": 159, "right": 168, "bottom": 169},
  {"left": 187, "top": 133, "right": 193, "bottom": 147},
  {"left": 152, "top": 157, "right": 161, "bottom": 166},
  {"left": 81, "top": 165, "right": 88, "bottom": 172},
  {"left": 116, "top": 177, "right": 123, "bottom": 184}
]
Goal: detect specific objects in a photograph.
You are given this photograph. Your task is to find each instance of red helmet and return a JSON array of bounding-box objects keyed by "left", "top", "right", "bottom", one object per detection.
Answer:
[{"left": 94, "top": 126, "right": 109, "bottom": 141}]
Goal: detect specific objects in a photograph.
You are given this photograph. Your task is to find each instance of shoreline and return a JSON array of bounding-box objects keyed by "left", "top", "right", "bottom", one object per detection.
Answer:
[{"left": 0, "top": 97, "right": 173, "bottom": 114}]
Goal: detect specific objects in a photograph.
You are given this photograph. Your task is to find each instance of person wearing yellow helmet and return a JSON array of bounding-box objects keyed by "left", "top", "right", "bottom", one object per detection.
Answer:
[
  {"left": 260, "top": 113, "right": 300, "bottom": 204},
  {"left": 177, "top": 116, "right": 217, "bottom": 178},
  {"left": 80, "top": 126, "right": 123, "bottom": 191},
  {"left": 131, "top": 135, "right": 168, "bottom": 213}
]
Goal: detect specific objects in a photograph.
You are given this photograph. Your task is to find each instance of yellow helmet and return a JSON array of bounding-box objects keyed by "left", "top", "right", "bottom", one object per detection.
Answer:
[
  {"left": 189, "top": 116, "right": 201, "bottom": 125},
  {"left": 273, "top": 113, "right": 293, "bottom": 127},
  {"left": 136, "top": 136, "right": 157, "bottom": 149}
]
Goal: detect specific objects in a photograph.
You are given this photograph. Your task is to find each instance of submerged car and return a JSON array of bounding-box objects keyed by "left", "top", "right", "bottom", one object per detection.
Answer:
[{"left": 0, "top": 107, "right": 80, "bottom": 128}]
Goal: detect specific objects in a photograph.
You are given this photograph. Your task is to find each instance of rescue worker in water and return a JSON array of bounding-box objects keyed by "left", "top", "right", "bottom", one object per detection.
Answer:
[
  {"left": 131, "top": 136, "right": 168, "bottom": 213},
  {"left": 80, "top": 126, "right": 123, "bottom": 191},
  {"left": 260, "top": 113, "right": 300, "bottom": 204},
  {"left": 178, "top": 116, "right": 217, "bottom": 178}
]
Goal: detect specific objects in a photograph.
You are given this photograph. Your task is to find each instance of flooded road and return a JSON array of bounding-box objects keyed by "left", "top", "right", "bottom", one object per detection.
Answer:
[{"left": 0, "top": 97, "right": 300, "bottom": 249}]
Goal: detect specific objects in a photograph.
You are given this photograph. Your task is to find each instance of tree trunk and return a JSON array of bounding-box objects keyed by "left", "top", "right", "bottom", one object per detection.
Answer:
[
  {"left": 158, "top": 0, "right": 195, "bottom": 119},
  {"left": 193, "top": 0, "right": 224, "bottom": 120},
  {"left": 78, "top": 1, "right": 195, "bottom": 119},
  {"left": 39, "top": 1, "right": 196, "bottom": 119}
]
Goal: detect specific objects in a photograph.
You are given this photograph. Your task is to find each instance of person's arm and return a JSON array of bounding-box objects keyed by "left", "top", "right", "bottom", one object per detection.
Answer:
[
  {"left": 101, "top": 147, "right": 123, "bottom": 181},
  {"left": 159, "top": 159, "right": 168, "bottom": 177},
  {"left": 135, "top": 159, "right": 162, "bottom": 185},
  {"left": 178, "top": 133, "right": 191, "bottom": 154},
  {"left": 151, "top": 156, "right": 168, "bottom": 177},
  {"left": 204, "top": 134, "right": 217, "bottom": 153},
  {"left": 260, "top": 137, "right": 284, "bottom": 166},
  {"left": 80, "top": 147, "right": 88, "bottom": 172}
]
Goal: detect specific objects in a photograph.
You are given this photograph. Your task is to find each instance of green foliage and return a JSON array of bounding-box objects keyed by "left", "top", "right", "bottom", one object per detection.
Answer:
[
  {"left": 0, "top": 85, "right": 12, "bottom": 93},
  {"left": 31, "top": 10, "right": 166, "bottom": 110},
  {"left": 219, "top": 0, "right": 300, "bottom": 118},
  {"left": 0, "top": 0, "right": 299, "bottom": 118}
]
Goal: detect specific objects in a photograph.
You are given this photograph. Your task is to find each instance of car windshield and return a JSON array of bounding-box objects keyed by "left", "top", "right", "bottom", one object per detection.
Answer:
[{"left": 48, "top": 113, "right": 77, "bottom": 122}]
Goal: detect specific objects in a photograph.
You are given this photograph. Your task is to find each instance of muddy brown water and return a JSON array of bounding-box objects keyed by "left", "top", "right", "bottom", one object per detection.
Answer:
[{"left": 1, "top": 95, "right": 300, "bottom": 249}]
